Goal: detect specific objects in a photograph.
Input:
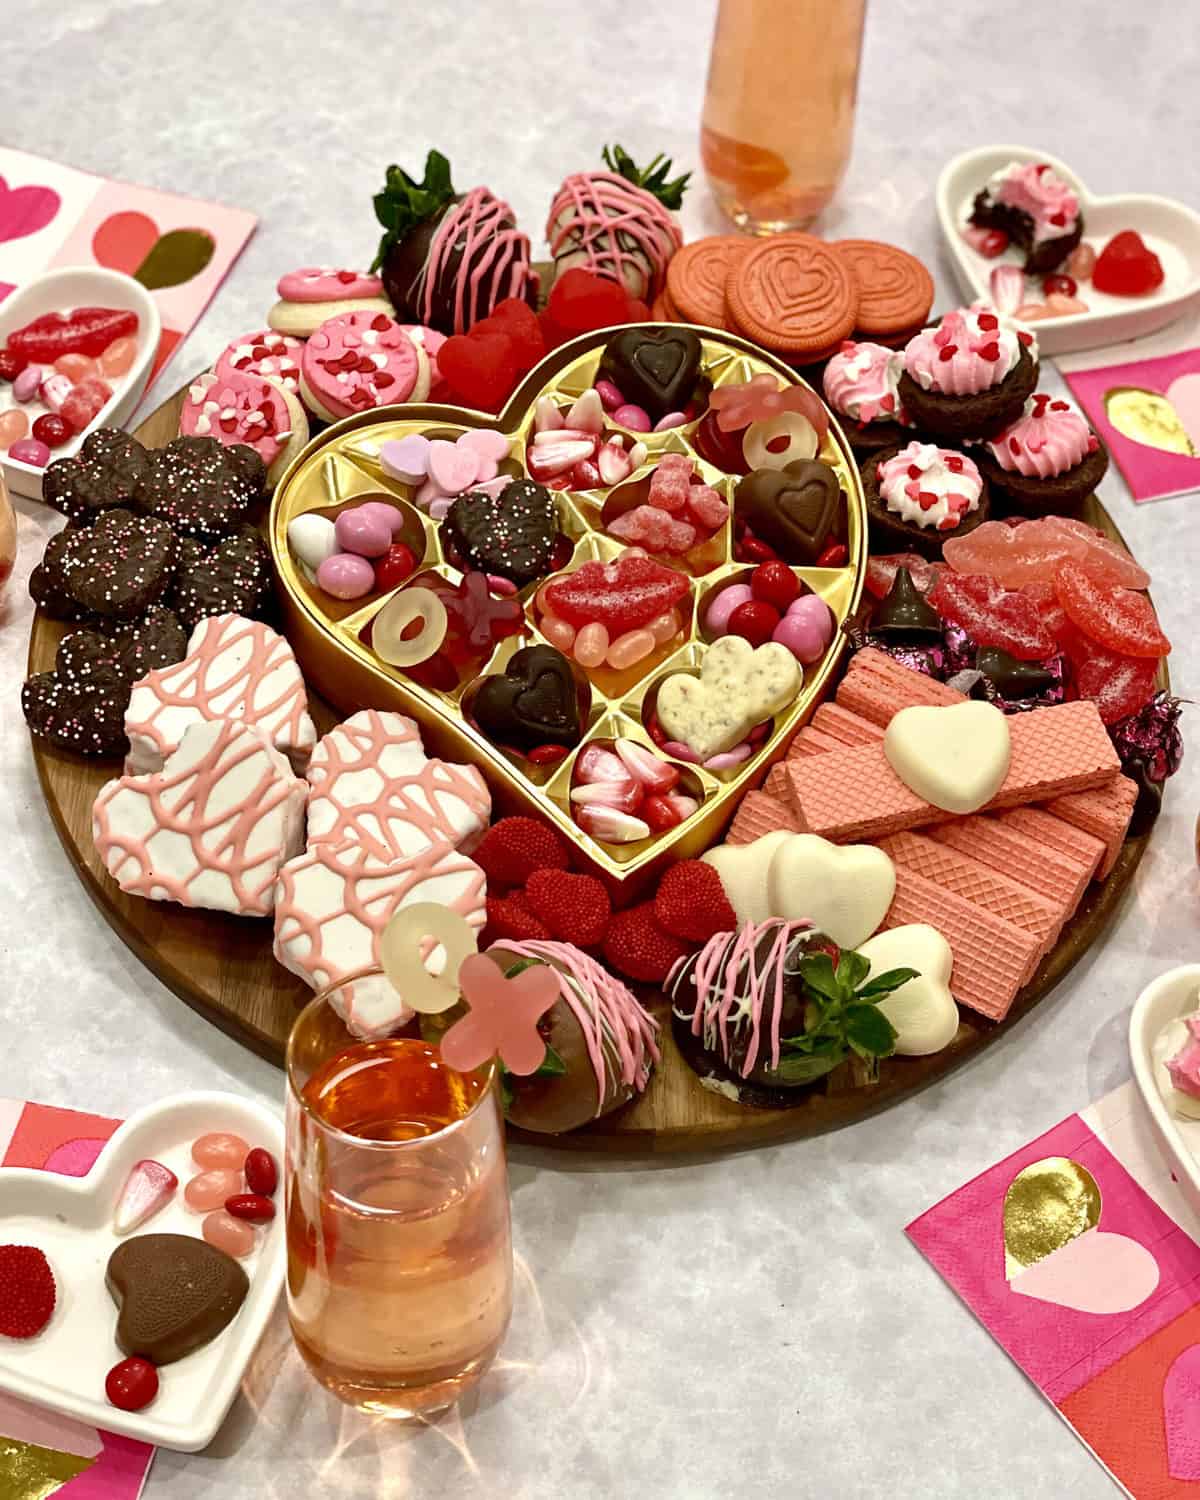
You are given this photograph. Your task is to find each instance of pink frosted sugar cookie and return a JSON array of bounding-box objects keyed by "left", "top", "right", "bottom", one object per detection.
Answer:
[
  {"left": 399, "top": 325, "right": 449, "bottom": 400},
  {"left": 215, "top": 329, "right": 304, "bottom": 395},
  {"left": 268, "top": 266, "right": 393, "bottom": 336},
  {"left": 180, "top": 368, "right": 308, "bottom": 485},
  {"left": 300, "top": 311, "right": 430, "bottom": 422}
]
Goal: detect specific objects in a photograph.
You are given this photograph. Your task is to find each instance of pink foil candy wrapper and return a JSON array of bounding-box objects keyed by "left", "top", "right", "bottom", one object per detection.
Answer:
[
  {"left": 113, "top": 1158, "right": 179, "bottom": 1235},
  {"left": 1110, "top": 691, "right": 1183, "bottom": 784}
]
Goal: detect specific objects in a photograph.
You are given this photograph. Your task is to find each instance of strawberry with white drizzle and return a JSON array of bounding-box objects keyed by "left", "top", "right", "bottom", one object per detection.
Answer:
[
  {"left": 299, "top": 310, "right": 431, "bottom": 422},
  {"left": 179, "top": 367, "right": 309, "bottom": 485}
]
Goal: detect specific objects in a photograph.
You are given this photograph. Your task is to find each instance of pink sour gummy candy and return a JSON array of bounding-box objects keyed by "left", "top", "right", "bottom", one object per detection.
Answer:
[
  {"left": 943, "top": 516, "right": 1149, "bottom": 591},
  {"left": 113, "top": 1159, "right": 179, "bottom": 1235}
]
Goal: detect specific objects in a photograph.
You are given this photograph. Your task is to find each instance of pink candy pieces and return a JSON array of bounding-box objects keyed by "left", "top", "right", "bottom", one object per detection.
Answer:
[
  {"left": 97, "top": 336, "right": 138, "bottom": 377},
  {"left": 60, "top": 376, "right": 113, "bottom": 434},
  {"left": 192, "top": 1132, "right": 250, "bottom": 1169},
  {"left": 113, "top": 1159, "right": 178, "bottom": 1235},
  {"left": 942, "top": 515, "right": 1149, "bottom": 590},
  {"left": 648, "top": 452, "right": 692, "bottom": 513},
  {"left": 440, "top": 953, "right": 560, "bottom": 1075},
  {"left": 608, "top": 505, "right": 697, "bottom": 554},
  {"left": 184, "top": 1169, "right": 243, "bottom": 1212},
  {"left": 203, "top": 1209, "right": 256, "bottom": 1259}
]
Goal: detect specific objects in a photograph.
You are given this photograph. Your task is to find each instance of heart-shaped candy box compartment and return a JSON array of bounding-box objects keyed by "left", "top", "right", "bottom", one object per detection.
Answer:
[
  {"left": 270, "top": 326, "right": 866, "bottom": 886},
  {"left": 0, "top": 1091, "right": 284, "bottom": 1452}
]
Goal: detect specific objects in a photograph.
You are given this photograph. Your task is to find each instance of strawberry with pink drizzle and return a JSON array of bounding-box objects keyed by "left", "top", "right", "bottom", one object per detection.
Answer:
[
  {"left": 864, "top": 439, "right": 989, "bottom": 558},
  {"left": 822, "top": 340, "right": 912, "bottom": 453},
  {"left": 214, "top": 330, "right": 304, "bottom": 395},
  {"left": 898, "top": 306, "right": 1038, "bottom": 442},
  {"left": 977, "top": 392, "right": 1109, "bottom": 517},
  {"left": 179, "top": 368, "right": 308, "bottom": 485},
  {"left": 969, "top": 160, "right": 1084, "bottom": 274},
  {"left": 268, "top": 267, "right": 392, "bottom": 337},
  {"left": 299, "top": 310, "right": 430, "bottom": 422}
]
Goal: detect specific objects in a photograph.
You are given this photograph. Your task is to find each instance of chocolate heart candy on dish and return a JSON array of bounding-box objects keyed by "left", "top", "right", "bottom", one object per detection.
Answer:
[
  {"left": 43, "top": 428, "right": 152, "bottom": 525},
  {"left": 444, "top": 478, "right": 558, "bottom": 586},
  {"left": 597, "top": 327, "right": 702, "bottom": 421},
  {"left": 735, "top": 460, "right": 842, "bottom": 563},
  {"left": 139, "top": 435, "right": 266, "bottom": 544},
  {"left": 170, "top": 526, "right": 273, "bottom": 630},
  {"left": 472, "top": 644, "right": 582, "bottom": 751},
  {"left": 58, "top": 508, "right": 177, "bottom": 619},
  {"left": 106, "top": 1233, "right": 249, "bottom": 1366}
]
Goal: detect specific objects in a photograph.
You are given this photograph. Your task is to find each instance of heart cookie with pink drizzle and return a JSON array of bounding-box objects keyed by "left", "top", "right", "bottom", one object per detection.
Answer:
[
  {"left": 267, "top": 266, "right": 392, "bottom": 337},
  {"left": 299, "top": 310, "right": 430, "bottom": 422},
  {"left": 179, "top": 369, "right": 309, "bottom": 485},
  {"left": 898, "top": 305, "right": 1038, "bottom": 441}
]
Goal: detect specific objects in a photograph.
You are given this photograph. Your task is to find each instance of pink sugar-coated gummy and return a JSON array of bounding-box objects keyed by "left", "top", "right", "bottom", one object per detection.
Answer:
[
  {"left": 202, "top": 1209, "right": 256, "bottom": 1260},
  {"left": 649, "top": 610, "right": 682, "bottom": 644},
  {"left": 355, "top": 501, "right": 406, "bottom": 534},
  {"left": 54, "top": 353, "right": 96, "bottom": 381},
  {"left": 773, "top": 594, "right": 834, "bottom": 662},
  {"left": 685, "top": 484, "right": 729, "bottom": 530},
  {"left": 705, "top": 583, "right": 754, "bottom": 636},
  {"left": 98, "top": 336, "right": 137, "bottom": 377},
  {"left": 653, "top": 411, "right": 688, "bottom": 432},
  {"left": 184, "top": 1169, "right": 243, "bottom": 1212},
  {"left": 9, "top": 438, "right": 49, "bottom": 466},
  {"left": 613, "top": 403, "right": 652, "bottom": 432},
  {"left": 541, "top": 613, "right": 577, "bottom": 651},
  {"left": 574, "top": 622, "right": 610, "bottom": 668},
  {"left": 13, "top": 365, "right": 43, "bottom": 402},
  {"left": 39, "top": 373, "right": 72, "bottom": 413},
  {"left": 317, "top": 552, "right": 376, "bottom": 599},
  {"left": 0, "top": 410, "right": 30, "bottom": 447},
  {"left": 595, "top": 379, "right": 625, "bottom": 412},
  {"left": 191, "top": 1132, "right": 250, "bottom": 1169},
  {"left": 335, "top": 508, "right": 393, "bottom": 558},
  {"left": 606, "top": 628, "right": 655, "bottom": 669}
]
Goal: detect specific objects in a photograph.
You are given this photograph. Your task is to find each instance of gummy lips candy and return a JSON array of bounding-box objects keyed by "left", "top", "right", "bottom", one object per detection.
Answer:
[{"left": 8, "top": 307, "right": 139, "bottom": 364}]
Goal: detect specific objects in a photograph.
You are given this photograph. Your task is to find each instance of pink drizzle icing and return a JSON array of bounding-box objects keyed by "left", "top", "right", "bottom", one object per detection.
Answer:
[
  {"left": 94, "top": 720, "right": 305, "bottom": 915},
  {"left": 277, "top": 267, "right": 385, "bottom": 302},
  {"left": 180, "top": 369, "right": 293, "bottom": 467},
  {"left": 419, "top": 187, "right": 536, "bottom": 334},
  {"left": 1167, "top": 1015, "right": 1200, "bottom": 1100},
  {"left": 124, "top": 614, "right": 316, "bottom": 776},
  {"left": 488, "top": 939, "right": 660, "bottom": 1110},
  {"left": 215, "top": 330, "right": 304, "bottom": 394},
  {"left": 671, "top": 919, "right": 813, "bottom": 1079},
  {"left": 822, "top": 340, "right": 907, "bottom": 425},
  {"left": 545, "top": 171, "right": 682, "bottom": 301},
  {"left": 989, "top": 162, "right": 1080, "bottom": 244},
  {"left": 305, "top": 709, "right": 491, "bottom": 859},
  {"left": 987, "top": 392, "right": 1098, "bottom": 478},
  {"left": 903, "top": 307, "right": 1021, "bottom": 397}
]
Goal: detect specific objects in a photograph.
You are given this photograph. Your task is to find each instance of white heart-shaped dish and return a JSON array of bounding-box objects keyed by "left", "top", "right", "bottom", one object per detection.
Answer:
[
  {"left": 936, "top": 144, "right": 1200, "bottom": 357},
  {"left": 0, "top": 1090, "right": 284, "bottom": 1452},
  {"left": 1129, "top": 964, "right": 1200, "bottom": 1223}
]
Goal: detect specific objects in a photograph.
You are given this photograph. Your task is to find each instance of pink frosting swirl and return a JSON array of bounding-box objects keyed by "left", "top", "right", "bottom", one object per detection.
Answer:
[
  {"left": 875, "top": 441, "right": 982, "bottom": 532},
  {"left": 988, "top": 162, "right": 1080, "bottom": 244},
  {"left": 822, "top": 341, "right": 907, "bottom": 425},
  {"left": 987, "top": 393, "right": 1098, "bottom": 478},
  {"left": 903, "top": 307, "right": 1020, "bottom": 397}
]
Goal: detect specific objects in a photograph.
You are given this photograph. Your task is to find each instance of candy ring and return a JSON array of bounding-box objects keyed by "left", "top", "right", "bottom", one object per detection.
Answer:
[
  {"left": 380, "top": 902, "right": 479, "bottom": 1015},
  {"left": 179, "top": 368, "right": 309, "bottom": 485},
  {"left": 214, "top": 329, "right": 304, "bottom": 395},
  {"left": 742, "top": 411, "right": 819, "bottom": 471},
  {"left": 299, "top": 311, "right": 430, "bottom": 422},
  {"left": 373, "top": 587, "right": 448, "bottom": 667}
]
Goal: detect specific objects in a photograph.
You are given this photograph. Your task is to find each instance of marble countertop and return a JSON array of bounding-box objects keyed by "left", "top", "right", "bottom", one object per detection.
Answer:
[{"left": 2, "top": 2, "right": 1198, "bottom": 1494}]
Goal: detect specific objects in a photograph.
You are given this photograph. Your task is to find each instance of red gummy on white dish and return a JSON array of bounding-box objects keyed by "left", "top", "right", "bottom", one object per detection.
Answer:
[
  {"left": 113, "top": 1159, "right": 178, "bottom": 1235},
  {"left": 214, "top": 329, "right": 304, "bottom": 395},
  {"left": 299, "top": 311, "right": 429, "bottom": 421},
  {"left": 179, "top": 368, "right": 308, "bottom": 485}
]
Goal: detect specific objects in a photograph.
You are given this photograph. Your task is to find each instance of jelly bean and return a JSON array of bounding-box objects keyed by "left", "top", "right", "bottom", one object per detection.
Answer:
[
  {"left": 540, "top": 613, "right": 577, "bottom": 651},
  {"left": 355, "top": 501, "right": 406, "bottom": 534},
  {"left": 184, "top": 1169, "right": 243, "bottom": 1211},
  {"left": 32, "top": 413, "right": 71, "bottom": 448},
  {"left": 374, "top": 542, "right": 417, "bottom": 592},
  {"left": 317, "top": 552, "right": 376, "bottom": 600},
  {"left": 9, "top": 438, "right": 49, "bottom": 467},
  {"left": 288, "top": 513, "right": 339, "bottom": 573},
  {"left": 1042, "top": 274, "right": 1078, "bottom": 298},
  {"left": 1066, "top": 243, "right": 1097, "bottom": 281},
  {"left": 704, "top": 583, "right": 753, "bottom": 637},
  {"left": 705, "top": 744, "right": 754, "bottom": 770},
  {"left": 595, "top": 378, "right": 626, "bottom": 412},
  {"left": 225, "top": 1193, "right": 276, "bottom": 1223},
  {"left": 649, "top": 610, "right": 682, "bottom": 645},
  {"left": 773, "top": 594, "right": 835, "bottom": 663},
  {"left": 203, "top": 1209, "right": 256, "bottom": 1259},
  {"left": 12, "top": 365, "right": 43, "bottom": 402},
  {"left": 97, "top": 336, "right": 137, "bottom": 377},
  {"left": 660, "top": 738, "right": 701, "bottom": 763},
  {"left": 613, "top": 403, "right": 652, "bottom": 432},
  {"left": 54, "top": 353, "right": 97, "bottom": 381},
  {"left": 335, "top": 508, "right": 393, "bottom": 558},
  {"left": 243, "top": 1147, "right": 278, "bottom": 1197},
  {"left": 652, "top": 411, "right": 688, "bottom": 432},
  {"left": 727, "top": 600, "right": 780, "bottom": 646},
  {"left": 1044, "top": 292, "right": 1090, "bottom": 316},
  {"left": 606, "top": 628, "right": 655, "bottom": 669},
  {"left": 0, "top": 410, "right": 30, "bottom": 447},
  {"left": 527, "top": 744, "right": 569, "bottom": 766},
  {"left": 191, "top": 1132, "right": 250, "bottom": 1168},
  {"left": 574, "top": 622, "right": 610, "bottom": 668},
  {"left": 814, "top": 542, "right": 848, "bottom": 568},
  {"left": 0, "top": 348, "right": 25, "bottom": 382},
  {"left": 106, "top": 1357, "right": 158, "bottom": 1412},
  {"left": 39, "top": 373, "right": 73, "bottom": 412},
  {"left": 751, "top": 561, "right": 800, "bottom": 611},
  {"left": 485, "top": 573, "right": 518, "bottom": 597}
]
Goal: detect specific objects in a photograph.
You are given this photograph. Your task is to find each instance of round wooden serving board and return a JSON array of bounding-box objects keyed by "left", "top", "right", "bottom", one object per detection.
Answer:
[{"left": 27, "top": 386, "right": 1158, "bottom": 1154}]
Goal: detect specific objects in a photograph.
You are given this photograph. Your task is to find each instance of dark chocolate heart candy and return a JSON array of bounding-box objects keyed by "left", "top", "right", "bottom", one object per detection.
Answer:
[
  {"left": 472, "top": 644, "right": 582, "bottom": 751},
  {"left": 43, "top": 428, "right": 152, "bottom": 526},
  {"left": 735, "top": 461, "right": 841, "bottom": 563},
  {"left": 597, "top": 328, "right": 702, "bottom": 421},
  {"left": 170, "top": 526, "right": 273, "bottom": 630},
  {"left": 106, "top": 1233, "right": 249, "bottom": 1367},
  {"left": 872, "top": 568, "right": 941, "bottom": 639},
  {"left": 58, "top": 508, "right": 177, "bottom": 620},
  {"left": 29, "top": 526, "right": 92, "bottom": 621},
  {"left": 103, "top": 605, "right": 189, "bottom": 680},
  {"left": 445, "top": 478, "right": 558, "bottom": 586}
]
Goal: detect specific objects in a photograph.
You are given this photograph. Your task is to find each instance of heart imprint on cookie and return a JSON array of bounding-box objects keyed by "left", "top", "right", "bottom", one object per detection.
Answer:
[
  {"left": 883, "top": 700, "right": 1011, "bottom": 814},
  {"left": 656, "top": 635, "right": 800, "bottom": 762},
  {"left": 0, "top": 175, "right": 61, "bottom": 243},
  {"left": 766, "top": 833, "right": 895, "bottom": 948}
]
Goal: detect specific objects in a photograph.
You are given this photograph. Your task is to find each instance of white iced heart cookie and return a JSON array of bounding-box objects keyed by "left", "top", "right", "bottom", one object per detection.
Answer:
[
  {"left": 701, "top": 830, "right": 793, "bottom": 924},
  {"left": 657, "top": 636, "right": 801, "bottom": 761},
  {"left": 858, "top": 924, "right": 958, "bottom": 1056},
  {"left": 766, "top": 834, "right": 895, "bottom": 948},
  {"left": 883, "top": 700, "right": 1011, "bottom": 814}
]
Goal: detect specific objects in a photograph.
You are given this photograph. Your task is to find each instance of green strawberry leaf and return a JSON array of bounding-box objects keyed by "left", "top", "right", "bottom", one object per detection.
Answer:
[
  {"left": 857, "top": 966, "right": 921, "bottom": 1001},
  {"left": 601, "top": 144, "right": 691, "bottom": 210},
  {"left": 537, "top": 1043, "right": 568, "bottom": 1077},
  {"left": 503, "top": 958, "right": 542, "bottom": 979},
  {"left": 771, "top": 1049, "right": 846, "bottom": 1084},
  {"left": 836, "top": 949, "right": 870, "bottom": 993},
  {"left": 797, "top": 952, "right": 844, "bottom": 1006},
  {"left": 843, "top": 1003, "right": 898, "bottom": 1059},
  {"left": 371, "top": 150, "right": 457, "bottom": 272}
]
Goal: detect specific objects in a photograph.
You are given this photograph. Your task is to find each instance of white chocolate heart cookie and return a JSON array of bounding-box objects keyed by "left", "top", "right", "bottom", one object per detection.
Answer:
[
  {"left": 701, "top": 830, "right": 793, "bottom": 924},
  {"left": 883, "top": 700, "right": 1011, "bottom": 815},
  {"left": 766, "top": 835, "right": 895, "bottom": 948},
  {"left": 657, "top": 636, "right": 801, "bottom": 761},
  {"left": 858, "top": 924, "right": 958, "bottom": 1056}
]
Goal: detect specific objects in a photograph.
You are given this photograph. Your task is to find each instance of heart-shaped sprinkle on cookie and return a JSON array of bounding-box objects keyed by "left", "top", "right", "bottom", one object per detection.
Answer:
[
  {"left": 106, "top": 1232, "right": 249, "bottom": 1366},
  {"left": 444, "top": 477, "right": 559, "bottom": 586}
]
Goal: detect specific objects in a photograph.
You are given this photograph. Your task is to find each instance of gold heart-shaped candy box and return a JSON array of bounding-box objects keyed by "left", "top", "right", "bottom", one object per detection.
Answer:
[{"left": 270, "top": 325, "right": 867, "bottom": 887}]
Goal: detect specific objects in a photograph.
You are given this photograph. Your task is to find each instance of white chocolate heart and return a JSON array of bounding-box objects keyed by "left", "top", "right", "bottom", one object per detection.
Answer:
[
  {"left": 883, "top": 700, "right": 1011, "bottom": 814},
  {"left": 657, "top": 636, "right": 801, "bottom": 761},
  {"left": 766, "top": 834, "right": 895, "bottom": 947},
  {"left": 701, "top": 830, "right": 793, "bottom": 924},
  {"left": 858, "top": 924, "right": 958, "bottom": 1056}
]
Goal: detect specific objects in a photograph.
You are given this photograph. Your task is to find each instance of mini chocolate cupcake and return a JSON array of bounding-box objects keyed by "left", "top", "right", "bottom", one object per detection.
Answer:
[
  {"left": 976, "top": 392, "right": 1109, "bottom": 518},
  {"left": 861, "top": 440, "right": 990, "bottom": 560},
  {"left": 969, "top": 160, "right": 1083, "bottom": 275},
  {"left": 822, "top": 339, "right": 918, "bottom": 453},
  {"left": 898, "top": 307, "right": 1038, "bottom": 441}
]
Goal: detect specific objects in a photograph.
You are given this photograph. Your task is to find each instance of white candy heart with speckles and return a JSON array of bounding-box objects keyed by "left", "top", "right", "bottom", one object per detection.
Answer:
[
  {"left": 702, "top": 830, "right": 793, "bottom": 924},
  {"left": 657, "top": 636, "right": 800, "bottom": 761},
  {"left": 766, "top": 834, "right": 895, "bottom": 948},
  {"left": 858, "top": 924, "right": 959, "bottom": 1056},
  {"left": 884, "top": 700, "right": 1011, "bottom": 815}
]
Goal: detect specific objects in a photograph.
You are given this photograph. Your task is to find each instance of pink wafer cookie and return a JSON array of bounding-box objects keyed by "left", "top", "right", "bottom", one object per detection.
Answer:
[
  {"left": 300, "top": 311, "right": 428, "bottom": 421},
  {"left": 727, "top": 790, "right": 799, "bottom": 846},
  {"left": 883, "top": 866, "right": 1039, "bottom": 1021},
  {"left": 807, "top": 702, "right": 885, "bottom": 748},
  {"left": 1043, "top": 778, "right": 1138, "bottom": 878},
  {"left": 787, "top": 725, "right": 847, "bottom": 757},
  {"left": 179, "top": 368, "right": 307, "bottom": 483},
  {"left": 836, "top": 651, "right": 964, "bottom": 725},
  {"left": 928, "top": 814, "right": 1096, "bottom": 909},
  {"left": 215, "top": 329, "right": 304, "bottom": 394}
]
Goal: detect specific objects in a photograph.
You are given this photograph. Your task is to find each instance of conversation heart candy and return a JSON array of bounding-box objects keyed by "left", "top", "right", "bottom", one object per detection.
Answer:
[{"left": 380, "top": 433, "right": 432, "bottom": 484}]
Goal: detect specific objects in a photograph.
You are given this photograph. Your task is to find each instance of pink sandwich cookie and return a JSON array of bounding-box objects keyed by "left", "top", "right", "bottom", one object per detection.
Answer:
[
  {"left": 124, "top": 613, "right": 317, "bottom": 776},
  {"left": 976, "top": 392, "right": 1109, "bottom": 518},
  {"left": 179, "top": 369, "right": 308, "bottom": 486},
  {"left": 862, "top": 439, "right": 990, "bottom": 560},
  {"left": 299, "top": 311, "right": 430, "bottom": 422},
  {"left": 214, "top": 330, "right": 304, "bottom": 396},
  {"left": 821, "top": 340, "right": 913, "bottom": 453},
  {"left": 898, "top": 306, "right": 1038, "bottom": 442},
  {"left": 268, "top": 266, "right": 393, "bottom": 337},
  {"left": 305, "top": 709, "right": 491, "bottom": 857},
  {"left": 93, "top": 718, "right": 306, "bottom": 916},
  {"left": 273, "top": 838, "right": 487, "bottom": 1037}
]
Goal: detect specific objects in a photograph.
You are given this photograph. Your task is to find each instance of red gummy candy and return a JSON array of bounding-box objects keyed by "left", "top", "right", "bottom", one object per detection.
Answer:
[
  {"left": 438, "top": 331, "right": 520, "bottom": 412},
  {"left": 865, "top": 553, "right": 941, "bottom": 599},
  {"left": 543, "top": 552, "right": 689, "bottom": 633},
  {"left": 474, "top": 298, "right": 544, "bottom": 374},
  {"left": 59, "top": 376, "right": 113, "bottom": 434},
  {"left": 1054, "top": 562, "right": 1171, "bottom": 658},
  {"left": 441, "top": 570, "right": 524, "bottom": 655},
  {"left": 373, "top": 542, "right": 417, "bottom": 592},
  {"left": 9, "top": 307, "right": 137, "bottom": 363},
  {"left": 1075, "top": 648, "right": 1159, "bottom": 725},
  {"left": 693, "top": 408, "right": 748, "bottom": 474},
  {"left": 1019, "top": 580, "right": 1068, "bottom": 641},
  {"left": 1093, "top": 230, "right": 1165, "bottom": 297},
  {"left": 928, "top": 572, "right": 1056, "bottom": 659},
  {"left": 548, "top": 268, "right": 633, "bottom": 336}
]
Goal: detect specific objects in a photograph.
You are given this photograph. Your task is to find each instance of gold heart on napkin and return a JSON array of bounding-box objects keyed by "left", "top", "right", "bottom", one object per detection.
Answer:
[
  {"left": 1104, "top": 385, "right": 1197, "bottom": 456},
  {"left": 1002, "top": 1156, "right": 1102, "bottom": 1279}
]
